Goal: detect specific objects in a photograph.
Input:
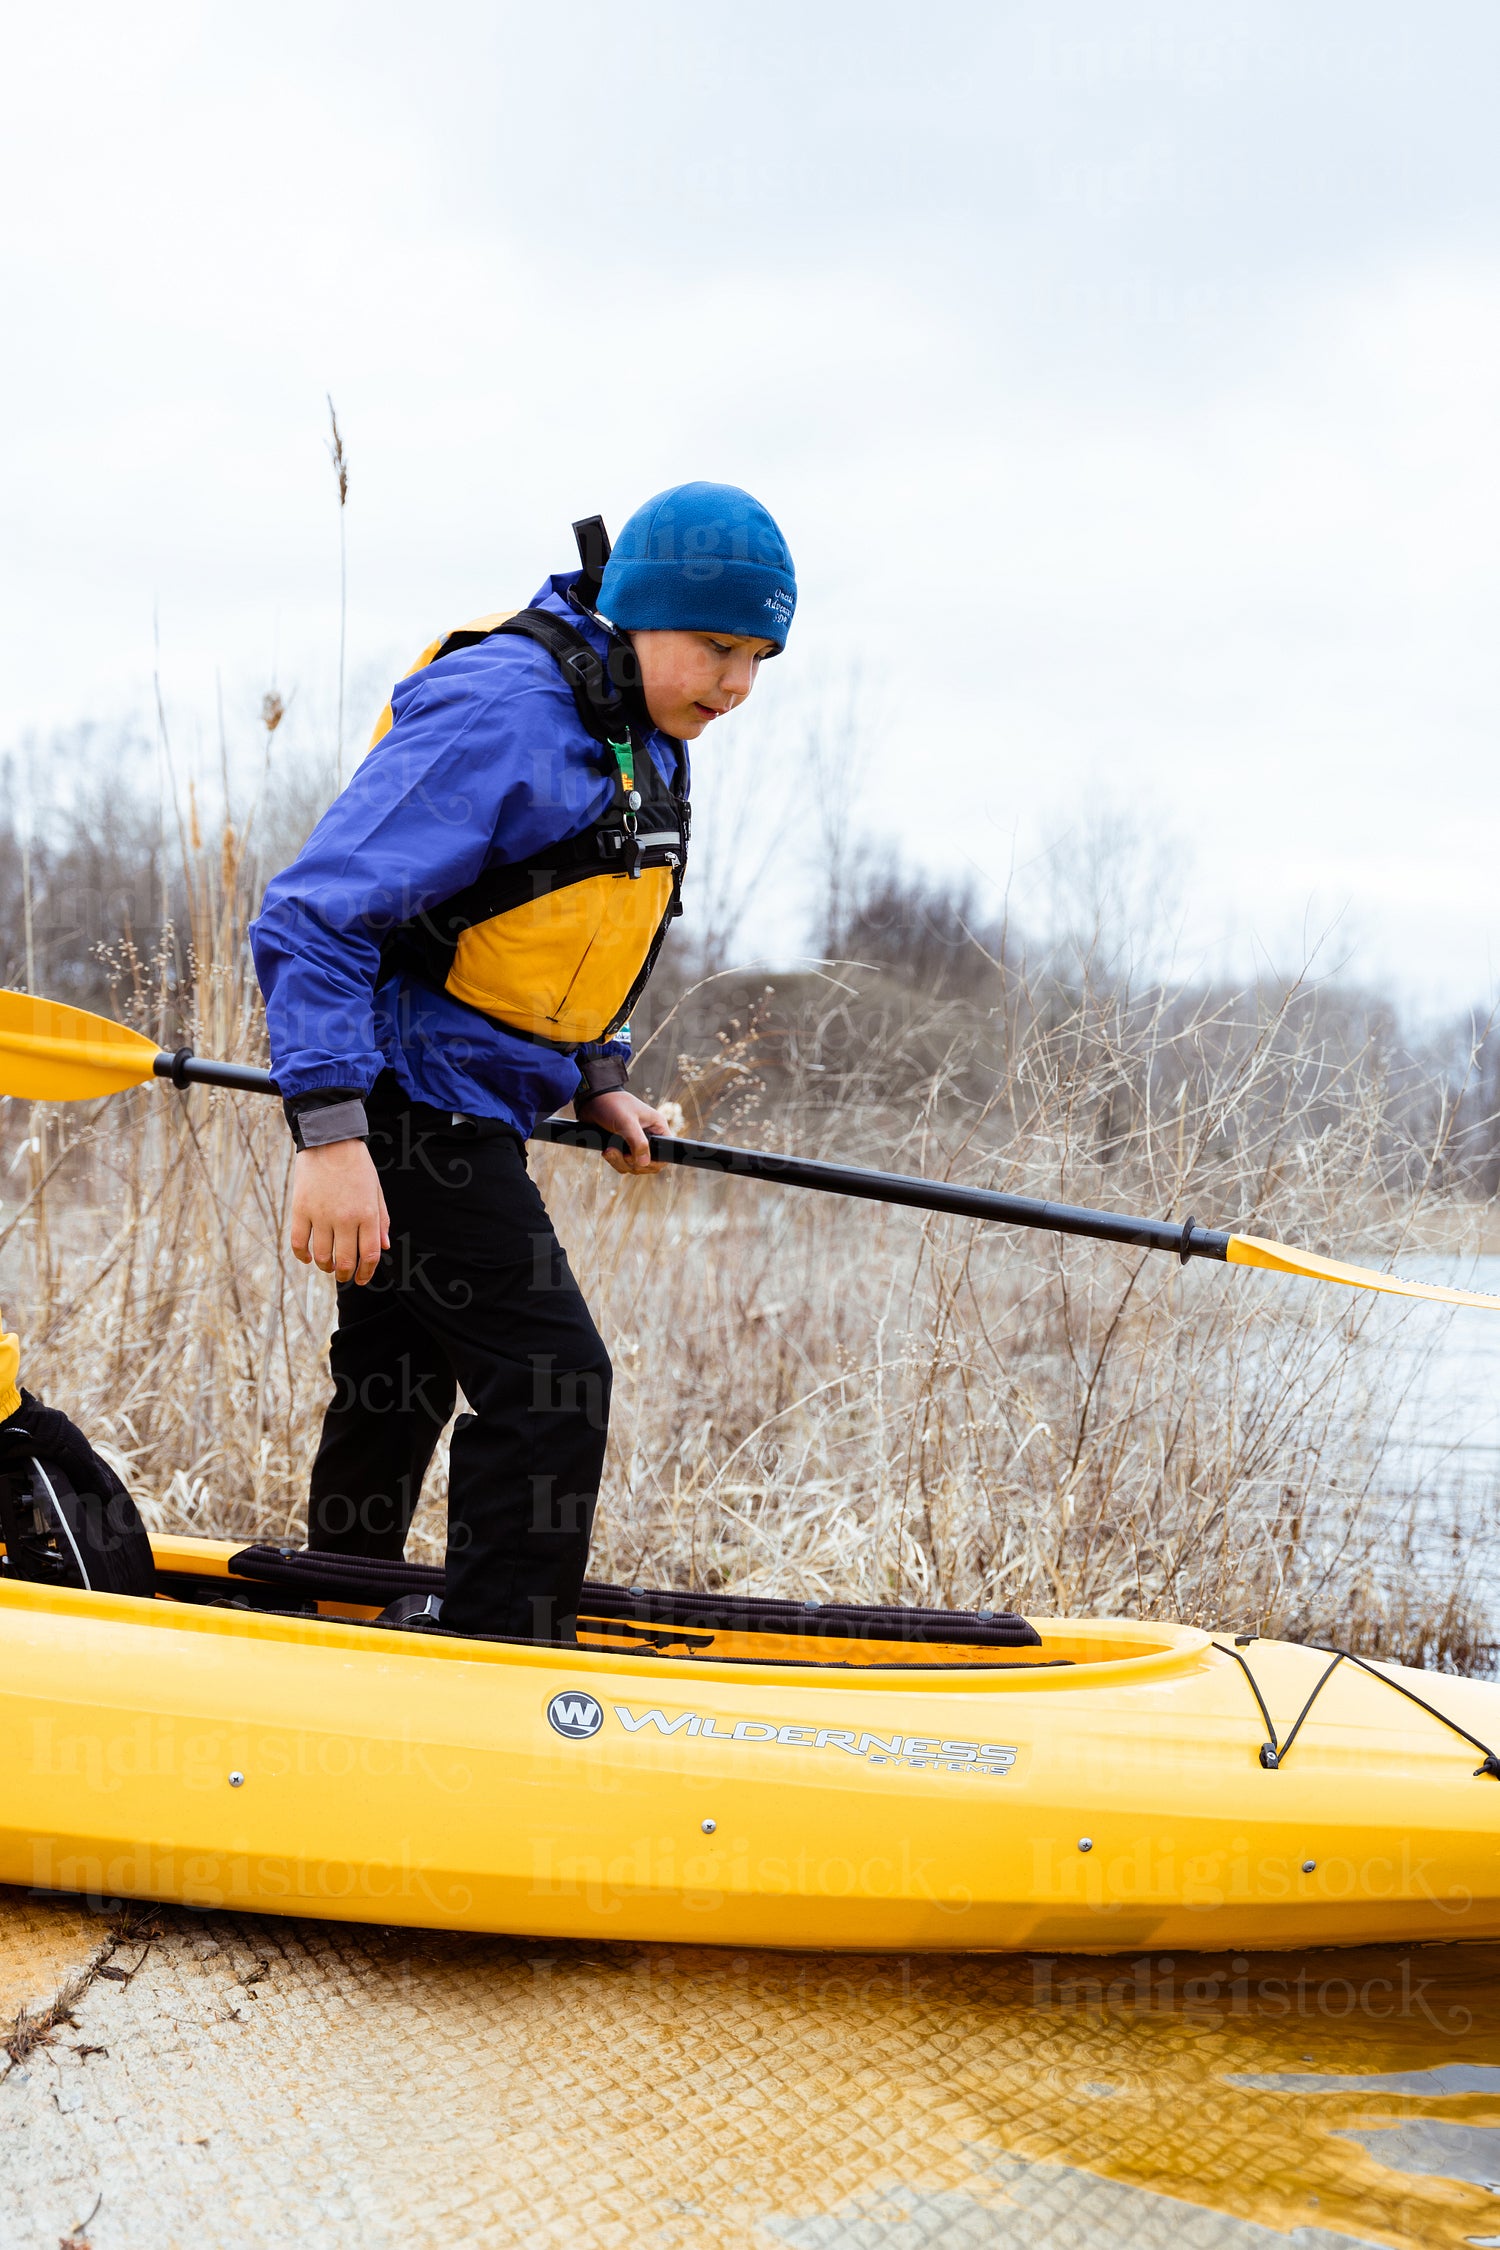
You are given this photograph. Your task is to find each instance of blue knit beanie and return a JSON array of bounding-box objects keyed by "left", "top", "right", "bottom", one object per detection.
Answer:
[{"left": 597, "top": 482, "right": 796, "bottom": 650}]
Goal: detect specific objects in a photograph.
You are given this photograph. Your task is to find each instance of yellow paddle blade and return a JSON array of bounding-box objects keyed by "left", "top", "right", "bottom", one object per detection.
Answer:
[
  {"left": 0, "top": 990, "right": 163, "bottom": 1100},
  {"left": 1227, "top": 1233, "right": 1500, "bottom": 1312}
]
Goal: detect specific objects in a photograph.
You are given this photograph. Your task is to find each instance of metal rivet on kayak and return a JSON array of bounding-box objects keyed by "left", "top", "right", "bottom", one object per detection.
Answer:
[
  {"left": 1302, "top": 1859, "right": 1316, "bottom": 1873},
  {"left": 1077, "top": 1838, "right": 1092, "bottom": 1853},
  {"left": 228, "top": 1771, "right": 245, "bottom": 1788},
  {"left": 701, "top": 1819, "right": 717, "bottom": 1835}
]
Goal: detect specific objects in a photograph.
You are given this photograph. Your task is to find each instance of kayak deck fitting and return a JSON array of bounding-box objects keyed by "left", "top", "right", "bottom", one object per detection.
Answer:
[{"left": 3, "top": 1532, "right": 1500, "bottom": 1954}]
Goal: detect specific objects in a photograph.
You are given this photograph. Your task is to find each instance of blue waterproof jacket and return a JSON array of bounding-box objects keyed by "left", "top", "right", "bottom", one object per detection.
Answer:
[{"left": 250, "top": 573, "right": 687, "bottom": 1134}]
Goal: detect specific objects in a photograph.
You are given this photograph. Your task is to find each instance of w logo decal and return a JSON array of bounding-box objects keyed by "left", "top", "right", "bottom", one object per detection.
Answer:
[{"left": 547, "top": 1690, "right": 604, "bottom": 1740}]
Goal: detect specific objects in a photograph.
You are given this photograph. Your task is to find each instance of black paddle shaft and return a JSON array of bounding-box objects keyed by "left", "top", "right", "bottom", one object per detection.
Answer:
[
  {"left": 533, "top": 1119, "right": 1231, "bottom": 1264},
  {"left": 153, "top": 1049, "right": 281, "bottom": 1095},
  {"left": 152, "top": 1046, "right": 1230, "bottom": 1264}
]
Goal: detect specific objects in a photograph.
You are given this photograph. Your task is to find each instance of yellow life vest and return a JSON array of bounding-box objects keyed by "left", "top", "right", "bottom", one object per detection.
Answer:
[
  {"left": 0, "top": 1310, "right": 18, "bottom": 1421},
  {"left": 372, "top": 606, "right": 688, "bottom": 1051}
]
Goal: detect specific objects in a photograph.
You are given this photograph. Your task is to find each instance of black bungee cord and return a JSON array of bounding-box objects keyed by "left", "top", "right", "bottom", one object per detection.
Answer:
[{"left": 1211, "top": 1637, "right": 1500, "bottom": 1778}]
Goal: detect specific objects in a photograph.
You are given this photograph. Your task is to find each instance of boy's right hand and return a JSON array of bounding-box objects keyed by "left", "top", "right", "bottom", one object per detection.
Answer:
[{"left": 290, "top": 1142, "right": 391, "bottom": 1286}]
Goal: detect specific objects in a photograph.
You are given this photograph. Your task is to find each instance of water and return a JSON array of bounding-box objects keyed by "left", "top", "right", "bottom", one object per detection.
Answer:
[
  {"left": 1384, "top": 1257, "right": 1500, "bottom": 1476},
  {"left": 1373, "top": 1256, "right": 1500, "bottom": 1627}
]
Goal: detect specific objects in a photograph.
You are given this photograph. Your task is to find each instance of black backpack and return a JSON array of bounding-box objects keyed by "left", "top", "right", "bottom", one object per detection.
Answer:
[{"left": 0, "top": 1393, "right": 155, "bottom": 1599}]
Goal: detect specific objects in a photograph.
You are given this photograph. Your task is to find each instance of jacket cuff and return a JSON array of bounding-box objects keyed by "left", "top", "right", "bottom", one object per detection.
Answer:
[
  {"left": 575, "top": 1051, "right": 630, "bottom": 1099},
  {"left": 285, "top": 1092, "right": 371, "bottom": 1149}
]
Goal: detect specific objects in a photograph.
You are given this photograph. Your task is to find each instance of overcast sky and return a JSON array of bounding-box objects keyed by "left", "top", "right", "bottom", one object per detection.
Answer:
[{"left": 4, "top": 1, "right": 1497, "bottom": 1011}]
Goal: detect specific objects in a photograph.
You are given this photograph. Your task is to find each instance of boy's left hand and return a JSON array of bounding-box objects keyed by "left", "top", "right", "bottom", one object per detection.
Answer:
[{"left": 574, "top": 1090, "right": 677, "bottom": 1174}]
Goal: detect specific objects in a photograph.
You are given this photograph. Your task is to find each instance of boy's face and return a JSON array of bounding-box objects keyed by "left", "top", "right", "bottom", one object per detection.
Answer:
[{"left": 631, "top": 629, "right": 777, "bottom": 740}]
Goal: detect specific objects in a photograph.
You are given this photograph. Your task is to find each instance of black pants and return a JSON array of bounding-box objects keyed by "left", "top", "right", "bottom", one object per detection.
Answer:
[{"left": 306, "top": 1079, "right": 612, "bottom": 1640}]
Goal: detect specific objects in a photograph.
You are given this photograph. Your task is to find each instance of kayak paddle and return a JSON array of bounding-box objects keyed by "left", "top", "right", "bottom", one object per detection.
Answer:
[
  {"left": 534, "top": 1121, "right": 1500, "bottom": 1311},
  {"left": 2, "top": 987, "right": 1496, "bottom": 1311}
]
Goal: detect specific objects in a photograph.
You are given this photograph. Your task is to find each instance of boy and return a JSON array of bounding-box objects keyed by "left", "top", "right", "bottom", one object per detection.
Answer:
[{"left": 250, "top": 482, "right": 795, "bottom": 1642}]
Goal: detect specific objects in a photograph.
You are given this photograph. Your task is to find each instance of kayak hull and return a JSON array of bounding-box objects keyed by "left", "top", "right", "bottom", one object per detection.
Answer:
[{"left": 3, "top": 1544, "right": 1499, "bottom": 1953}]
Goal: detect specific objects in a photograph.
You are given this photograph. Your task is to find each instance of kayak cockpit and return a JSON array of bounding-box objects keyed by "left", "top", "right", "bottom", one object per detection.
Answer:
[
  {"left": 147, "top": 1536, "right": 1058, "bottom": 1669},
  {"left": 137, "top": 1536, "right": 1204, "bottom": 1677}
]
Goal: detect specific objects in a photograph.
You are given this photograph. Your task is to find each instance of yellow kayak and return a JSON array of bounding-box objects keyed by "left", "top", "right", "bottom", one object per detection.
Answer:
[{"left": 2, "top": 1533, "right": 1498, "bottom": 1953}]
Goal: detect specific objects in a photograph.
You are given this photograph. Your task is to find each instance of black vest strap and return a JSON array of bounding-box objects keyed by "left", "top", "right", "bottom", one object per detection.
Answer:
[
  {"left": 490, "top": 609, "right": 687, "bottom": 801},
  {"left": 492, "top": 609, "right": 639, "bottom": 747},
  {"left": 571, "top": 515, "right": 612, "bottom": 612}
]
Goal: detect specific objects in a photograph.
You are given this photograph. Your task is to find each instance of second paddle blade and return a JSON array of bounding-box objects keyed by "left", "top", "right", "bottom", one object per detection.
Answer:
[
  {"left": 1226, "top": 1232, "right": 1500, "bottom": 1312},
  {"left": 0, "top": 990, "right": 163, "bottom": 1100}
]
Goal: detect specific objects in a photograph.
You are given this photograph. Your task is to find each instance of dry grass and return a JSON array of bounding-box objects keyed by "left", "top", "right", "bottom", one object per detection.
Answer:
[
  {"left": 0, "top": 1961, "right": 103, "bottom": 2078},
  {"left": 0, "top": 807, "right": 321, "bottom": 1545},
  {"left": 0, "top": 789, "right": 1493, "bottom": 1670},
  {"left": 550, "top": 972, "right": 1486, "bottom": 1660}
]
